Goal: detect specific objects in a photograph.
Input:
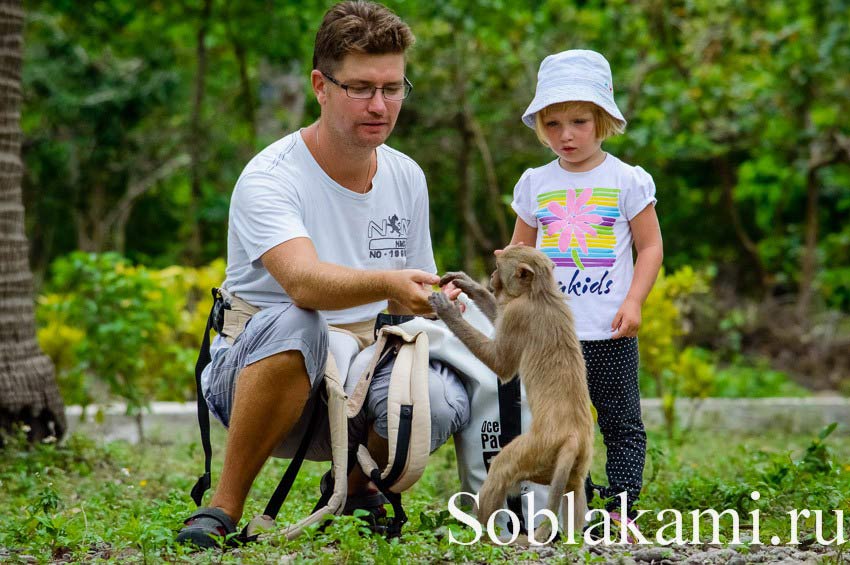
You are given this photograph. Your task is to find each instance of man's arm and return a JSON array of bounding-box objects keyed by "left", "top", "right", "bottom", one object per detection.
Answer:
[
  {"left": 387, "top": 300, "right": 412, "bottom": 315},
  {"left": 262, "top": 237, "right": 439, "bottom": 315}
]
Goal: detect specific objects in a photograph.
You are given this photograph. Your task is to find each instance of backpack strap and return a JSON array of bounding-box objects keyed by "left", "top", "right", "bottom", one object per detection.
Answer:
[
  {"left": 237, "top": 383, "right": 325, "bottom": 543},
  {"left": 353, "top": 326, "right": 431, "bottom": 535},
  {"left": 189, "top": 287, "right": 222, "bottom": 506},
  {"left": 226, "top": 322, "right": 431, "bottom": 542},
  {"left": 243, "top": 352, "right": 351, "bottom": 541},
  {"left": 498, "top": 377, "right": 528, "bottom": 535}
]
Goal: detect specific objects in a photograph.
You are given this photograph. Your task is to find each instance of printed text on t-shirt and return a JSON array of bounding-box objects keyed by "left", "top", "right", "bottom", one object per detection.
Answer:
[{"left": 368, "top": 214, "right": 409, "bottom": 259}]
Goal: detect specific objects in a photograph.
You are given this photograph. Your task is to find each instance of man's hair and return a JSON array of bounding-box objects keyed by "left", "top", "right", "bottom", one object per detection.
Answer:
[
  {"left": 313, "top": 1, "right": 415, "bottom": 74},
  {"left": 533, "top": 101, "right": 626, "bottom": 145}
]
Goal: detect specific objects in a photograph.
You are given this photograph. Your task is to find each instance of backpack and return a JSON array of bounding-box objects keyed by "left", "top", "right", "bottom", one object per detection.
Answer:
[{"left": 190, "top": 289, "right": 433, "bottom": 541}]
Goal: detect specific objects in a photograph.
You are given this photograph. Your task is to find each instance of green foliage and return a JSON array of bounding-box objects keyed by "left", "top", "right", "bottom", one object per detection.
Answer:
[
  {"left": 37, "top": 252, "right": 172, "bottom": 412},
  {"left": 15, "top": 0, "right": 850, "bottom": 401},
  {"left": 14, "top": 0, "right": 850, "bottom": 398},
  {"left": 36, "top": 252, "right": 225, "bottom": 411},
  {"left": 712, "top": 362, "right": 810, "bottom": 398},
  {"left": 653, "top": 424, "right": 848, "bottom": 544},
  {"left": 20, "top": 0, "right": 850, "bottom": 315},
  {"left": 1, "top": 424, "right": 848, "bottom": 561},
  {"left": 635, "top": 266, "right": 809, "bottom": 431},
  {"left": 22, "top": 9, "right": 183, "bottom": 268}
]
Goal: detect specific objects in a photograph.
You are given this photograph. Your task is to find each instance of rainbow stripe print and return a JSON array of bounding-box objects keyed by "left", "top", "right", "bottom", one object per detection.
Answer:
[{"left": 535, "top": 187, "right": 620, "bottom": 270}]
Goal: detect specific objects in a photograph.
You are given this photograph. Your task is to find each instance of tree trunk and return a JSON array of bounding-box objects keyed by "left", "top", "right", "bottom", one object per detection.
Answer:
[
  {"left": 463, "top": 104, "right": 508, "bottom": 245},
  {"left": 224, "top": 0, "right": 257, "bottom": 147},
  {"left": 106, "top": 154, "right": 190, "bottom": 253},
  {"left": 454, "top": 36, "right": 491, "bottom": 273},
  {"left": 796, "top": 138, "right": 837, "bottom": 324},
  {"left": 457, "top": 113, "right": 475, "bottom": 274},
  {"left": 716, "top": 156, "right": 771, "bottom": 294},
  {"left": 185, "top": 0, "right": 212, "bottom": 265},
  {"left": 0, "top": 0, "right": 66, "bottom": 443}
]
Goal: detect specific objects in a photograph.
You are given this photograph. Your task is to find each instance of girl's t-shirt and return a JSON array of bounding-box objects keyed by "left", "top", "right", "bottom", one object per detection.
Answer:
[{"left": 511, "top": 153, "right": 657, "bottom": 340}]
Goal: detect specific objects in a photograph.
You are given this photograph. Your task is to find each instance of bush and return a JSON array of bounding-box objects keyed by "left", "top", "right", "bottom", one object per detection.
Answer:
[
  {"left": 638, "top": 267, "right": 811, "bottom": 435},
  {"left": 712, "top": 361, "right": 810, "bottom": 398},
  {"left": 639, "top": 266, "right": 713, "bottom": 380},
  {"left": 37, "top": 252, "right": 225, "bottom": 412},
  {"left": 639, "top": 267, "right": 715, "bottom": 436}
]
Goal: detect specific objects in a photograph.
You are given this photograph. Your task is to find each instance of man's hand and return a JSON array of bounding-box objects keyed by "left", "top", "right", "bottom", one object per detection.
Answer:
[
  {"left": 428, "top": 291, "right": 462, "bottom": 321},
  {"left": 611, "top": 296, "right": 642, "bottom": 339},
  {"left": 385, "top": 269, "right": 440, "bottom": 315}
]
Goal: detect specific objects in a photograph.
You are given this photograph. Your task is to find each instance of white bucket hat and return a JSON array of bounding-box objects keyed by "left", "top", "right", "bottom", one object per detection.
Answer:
[{"left": 522, "top": 49, "right": 625, "bottom": 129}]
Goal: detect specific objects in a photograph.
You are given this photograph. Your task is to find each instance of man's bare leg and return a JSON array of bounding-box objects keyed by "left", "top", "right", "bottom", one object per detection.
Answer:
[{"left": 210, "top": 350, "right": 311, "bottom": 522}]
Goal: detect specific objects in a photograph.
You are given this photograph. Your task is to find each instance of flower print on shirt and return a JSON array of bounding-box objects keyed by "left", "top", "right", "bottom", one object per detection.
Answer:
[
  {"left": 536, "top": 187, "right": 621, "bottom": 271},
  {"left": 544, "top": 188, "right": 603, "bottom": 254}
]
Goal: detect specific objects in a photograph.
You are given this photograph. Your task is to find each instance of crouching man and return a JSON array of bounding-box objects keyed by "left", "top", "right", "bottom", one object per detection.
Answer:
[{"left": 176, "top": 0, "right": 469, "bottom": 547}]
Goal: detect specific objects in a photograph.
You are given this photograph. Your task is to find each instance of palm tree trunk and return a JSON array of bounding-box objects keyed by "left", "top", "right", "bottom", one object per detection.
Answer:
[{"left": 0, "top": 0, "right": 66, "bottom": 443}]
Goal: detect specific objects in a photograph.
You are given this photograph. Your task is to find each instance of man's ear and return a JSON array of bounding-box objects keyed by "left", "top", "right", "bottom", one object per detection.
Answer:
[{"left": 311, "top": 69, "right": 327, "bottom": 104}]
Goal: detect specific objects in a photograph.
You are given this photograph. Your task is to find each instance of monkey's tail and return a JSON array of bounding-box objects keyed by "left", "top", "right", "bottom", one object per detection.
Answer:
[{"left": 547, "top": 439, "right": 579, "bottom": 517}]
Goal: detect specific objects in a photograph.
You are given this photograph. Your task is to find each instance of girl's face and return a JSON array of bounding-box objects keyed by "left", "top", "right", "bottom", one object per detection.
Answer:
[{"left": 541, "top": 107, "right": 604, "bottom": 172}]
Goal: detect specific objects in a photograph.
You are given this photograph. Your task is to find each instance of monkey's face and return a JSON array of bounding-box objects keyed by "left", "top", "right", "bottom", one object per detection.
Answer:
[
  {"left": 492, "top": 246, "right": 556, "bottom": 299},
  {"left": 489, "top": 267, "right": 501, "bottom": 296}
]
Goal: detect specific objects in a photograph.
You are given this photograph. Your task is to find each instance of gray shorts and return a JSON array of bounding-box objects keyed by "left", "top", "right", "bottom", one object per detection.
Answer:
[{"left": 202, "top": 303, "right": 469, "bottom": 460}]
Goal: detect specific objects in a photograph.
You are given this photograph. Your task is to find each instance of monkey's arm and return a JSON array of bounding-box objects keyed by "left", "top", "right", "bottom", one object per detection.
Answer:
[
  {"left": 428, "top": 292, "right": 514, "bottom": 380},
  {"left": 439, "top": 272, "right": 498, "bottom": 324}
]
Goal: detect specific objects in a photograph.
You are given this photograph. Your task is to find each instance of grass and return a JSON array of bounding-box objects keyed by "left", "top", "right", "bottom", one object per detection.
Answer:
[{"left": 1, "top": 421, "right": 848, "bottom": 563}]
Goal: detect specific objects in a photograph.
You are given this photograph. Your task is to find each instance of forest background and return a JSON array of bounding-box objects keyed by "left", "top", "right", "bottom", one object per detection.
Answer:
[{"left": 20, "top": 0, "right": 850, "bottom": 416}]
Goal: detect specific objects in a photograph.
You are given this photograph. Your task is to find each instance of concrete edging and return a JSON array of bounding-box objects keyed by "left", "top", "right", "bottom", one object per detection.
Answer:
[
  {"left": 64, "top": 397, "right": 850, "bottom": 443},
  {"left": 639, "top": 397, "right": 850, "bottom": 435}
]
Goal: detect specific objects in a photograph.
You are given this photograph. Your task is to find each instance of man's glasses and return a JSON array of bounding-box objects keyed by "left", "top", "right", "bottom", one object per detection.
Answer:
[{"left": 321, "top": 72, "right": 413, "bottom": 101}]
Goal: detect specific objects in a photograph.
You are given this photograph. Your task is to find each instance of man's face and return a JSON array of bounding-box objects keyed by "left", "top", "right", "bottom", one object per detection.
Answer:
[{"left": 316, "top": 52, "right": 406, "bottom": 149}]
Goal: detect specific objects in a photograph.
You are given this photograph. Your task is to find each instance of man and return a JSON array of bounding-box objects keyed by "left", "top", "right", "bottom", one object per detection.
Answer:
[{"left": 176, "top": 0, "right": 469, "bottom": 547}]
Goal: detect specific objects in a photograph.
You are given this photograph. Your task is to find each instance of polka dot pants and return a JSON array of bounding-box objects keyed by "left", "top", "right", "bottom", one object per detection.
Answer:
[{"left": 581, "top": 337, "right": 646, "bottom": 514}]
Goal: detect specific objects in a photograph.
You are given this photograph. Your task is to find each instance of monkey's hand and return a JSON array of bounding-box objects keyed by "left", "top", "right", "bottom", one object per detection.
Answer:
[
  {"left": 440, "top": 271, "right": 498, "bottom": 324},
  {"left": 440, "top": 271, "right": 482, "bottom": 296},
  {"left": 428, "top": 291, "right": 463, "bottom": 322}
]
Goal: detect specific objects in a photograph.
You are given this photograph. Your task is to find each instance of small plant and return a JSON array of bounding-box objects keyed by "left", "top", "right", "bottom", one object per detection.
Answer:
[{"left": 639, "top": 266, "right": 714, "bottom": 437}]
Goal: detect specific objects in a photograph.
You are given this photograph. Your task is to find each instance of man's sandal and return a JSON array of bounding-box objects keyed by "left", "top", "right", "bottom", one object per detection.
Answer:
[{"left": 176, "top": 507, "right": 238, "bottom": 549}]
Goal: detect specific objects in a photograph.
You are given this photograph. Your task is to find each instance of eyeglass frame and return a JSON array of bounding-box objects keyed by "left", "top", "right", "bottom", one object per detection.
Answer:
[{"left": 320, "top": 71, "right": 413, "bottom": 101}]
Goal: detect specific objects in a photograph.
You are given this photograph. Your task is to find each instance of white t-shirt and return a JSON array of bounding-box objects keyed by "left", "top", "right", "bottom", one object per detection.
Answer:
[
  {"left": 222, "top": 130, "right": 437, "bottom": 325},
  {"left": 511, "top": 153, "right": 657, "bottom": 340}
]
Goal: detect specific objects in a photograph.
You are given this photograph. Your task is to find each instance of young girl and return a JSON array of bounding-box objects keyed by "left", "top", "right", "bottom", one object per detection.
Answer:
[{"left": 510, "top": 50, "right": 663, "bottom": 528}]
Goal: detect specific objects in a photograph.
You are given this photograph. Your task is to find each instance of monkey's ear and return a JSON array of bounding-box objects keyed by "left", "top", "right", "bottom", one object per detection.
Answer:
[{"left": 515, "top": 262, "right": 534, "bottom": 281}]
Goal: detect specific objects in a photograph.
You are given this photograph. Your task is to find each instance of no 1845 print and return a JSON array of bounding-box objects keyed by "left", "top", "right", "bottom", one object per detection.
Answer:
[{"left": 368, "top": 214, "right": 409, "bottom": 259}]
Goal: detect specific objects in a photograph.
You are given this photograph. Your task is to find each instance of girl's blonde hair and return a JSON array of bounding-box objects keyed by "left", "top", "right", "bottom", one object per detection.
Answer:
[{"left": 533, "top": 101, "right": 626, "bottom": 146}]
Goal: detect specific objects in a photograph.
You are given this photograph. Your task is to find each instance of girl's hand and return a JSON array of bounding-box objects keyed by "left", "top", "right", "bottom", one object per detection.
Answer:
[{"left": 611, "top": 297, "right": 642, "bottom": 339}]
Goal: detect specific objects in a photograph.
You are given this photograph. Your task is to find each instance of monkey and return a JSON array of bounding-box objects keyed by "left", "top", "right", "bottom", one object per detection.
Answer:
[{"left": 428, "top": 245, "right": 594, "bottom": 543}]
